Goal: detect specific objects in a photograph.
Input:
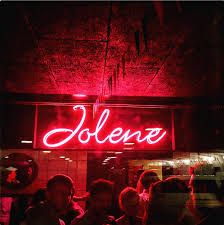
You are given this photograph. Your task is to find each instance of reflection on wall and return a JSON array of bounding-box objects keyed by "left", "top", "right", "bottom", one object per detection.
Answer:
[
  {"left": 0, "top": 153, "right": 38, "bottom": 190},
  {"left": 172, "top": 152, "right": 224, "bottom": 178},
  {"left": 127, "top": 152, "right": 224, "bottom": 187},
  {"left": 1, "top": 150, "right": 87, "bottom": 201}
]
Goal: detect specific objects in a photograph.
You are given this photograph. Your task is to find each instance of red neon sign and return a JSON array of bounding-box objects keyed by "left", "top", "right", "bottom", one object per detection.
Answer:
[{"left": 43, "top": 105, "right": 167, "bottom": 148}]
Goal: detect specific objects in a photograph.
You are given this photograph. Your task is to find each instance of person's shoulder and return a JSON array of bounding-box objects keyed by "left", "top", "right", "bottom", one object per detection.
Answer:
[
  {"left": 69, "top": 202, "right": 84, "bottom": 215},
  {"left": 139, "top": 192, "right": 149, "bottom": 202},
  {"left": 180, "top": 208, "right": 195, "bottom": 225},
  {"left": 70, "top": 213, "right": 87, "bottom": 225},
  {"left": 25, "top": 204, "right": 41, "bottom": 217},
  {"left": 116, "top": 215, "right": 127, "bottom": 225},
  {"left": 25, "top": 202, "right": 61, "bottom": 225},
  {"left": 106, "top": 215, "right": 116, "bottom": 225},
  {"left": 116, "top": 216, "right": 142, "bottom": 225},
  {"left": 59, "top": 219, "right": 65, "bottom": 225},
  {"left": 26, "top": 202, "right": 49, "bottom": 216}
]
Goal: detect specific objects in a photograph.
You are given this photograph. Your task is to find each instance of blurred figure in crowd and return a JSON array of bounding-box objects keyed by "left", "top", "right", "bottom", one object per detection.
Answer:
[
  {"left": 71, "top": 179, "right": 116, "bottom": 225},
  {"left": 25, "top": 174, "right": 83, "bottom": 225},
  {"left": 116, "top": 187, "right": 142, "bottom": 225},
  {"left": 137, "top": 170, "right": 160, "bottom": 218},
  {"left": 0, "top": 197, "right": 13, "bottom": 225},
  {"left": 136, "top": 170, "right": 145, "bottom": 194},
  {"left": 145, "top": 177, "right": 193, "bottom": 225},
  {"left": 189, "top": 163, "right": 224, "bottom": 225},
  {"left": 9, "top": 195, "right": 29, "bottom": 225},
  {"left": 30, "top": 188, "right": 46, "bottom": 207}
]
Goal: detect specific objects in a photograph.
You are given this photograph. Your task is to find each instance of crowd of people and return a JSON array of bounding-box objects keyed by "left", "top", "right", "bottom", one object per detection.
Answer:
[{"left": 8, "top": 163, "right": 224, "bottom": 225}]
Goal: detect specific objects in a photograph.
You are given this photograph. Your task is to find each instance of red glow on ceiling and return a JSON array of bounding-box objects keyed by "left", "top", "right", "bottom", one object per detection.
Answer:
[{"left": 43, "top": 105, "right": 167, "bottom": 148}]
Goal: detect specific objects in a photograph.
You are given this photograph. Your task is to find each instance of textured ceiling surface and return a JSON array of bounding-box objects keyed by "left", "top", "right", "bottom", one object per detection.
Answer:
[{"left": 1, "top": 2, "right": 224, "bottom": 97}]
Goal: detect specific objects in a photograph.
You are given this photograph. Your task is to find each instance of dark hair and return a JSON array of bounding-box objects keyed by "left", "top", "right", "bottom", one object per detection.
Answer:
[
  {"left": 119, "top": 187, "right": 139, "bottom": 211},
  {"left": 31, "top": 188, "right": 46, "bottom": 206},
  {"left": 151, "top": 177, "right": 190, "bottom": 194},
  {"left": 47, "top": 174, "right": 74, "bottom": 195},
  {"left": 139, "top": 170, "right": 160, "bottom": 189},
  {"left": 89, "top": 179, "right": 114, "bottom": 197},
  {"left": 146, "top": 177, "right": 190, "bottom": 225}
]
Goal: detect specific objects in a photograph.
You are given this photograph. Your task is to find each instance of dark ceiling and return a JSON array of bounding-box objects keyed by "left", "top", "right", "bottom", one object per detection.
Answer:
[{"left": 1, "top": 1, "right": 224, "bottom": 97}]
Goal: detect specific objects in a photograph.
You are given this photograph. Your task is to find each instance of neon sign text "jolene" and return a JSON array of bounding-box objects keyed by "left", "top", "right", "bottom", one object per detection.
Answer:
[{"left": 43, "top": 105, "right": 167, "bottom": 147}]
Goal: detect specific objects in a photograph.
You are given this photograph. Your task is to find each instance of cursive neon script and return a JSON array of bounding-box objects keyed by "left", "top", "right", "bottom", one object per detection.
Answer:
[{"left": 43, "top": 105, "right": 167, "bottom": 148}]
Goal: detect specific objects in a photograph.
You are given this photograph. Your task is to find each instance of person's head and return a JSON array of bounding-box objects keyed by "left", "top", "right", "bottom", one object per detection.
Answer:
[
  {"left": 88, "top": 179, "right": 114, "bottom": 214},
  {"left": 189, "top": 163, "right": 222, "bottom": 216},
  {"left": 46, "top": 174, "right": 74, "bottom": 212},
  {"left": 146, "top": 177, "right": 190, "bottom": 225},
  {"left": 139, "top": 170, "right": 160, "bottom": 191},
  {"left": 119, "top": 187, "right": 140, "bottom": 217}
]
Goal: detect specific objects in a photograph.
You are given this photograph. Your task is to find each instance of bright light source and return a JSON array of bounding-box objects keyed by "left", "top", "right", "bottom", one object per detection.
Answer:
[
  {"left": 4, "top": 156, "right": 9, "bottom": 159},
  {"left": 207, "top": 156, "right": 215, "bottom": 164},
  {"left": 60, "top": 156, "right": 66, "bottom": 159},
  {"left": 183, "top": 159, "right": 190, "bottom": 165},
  {"left": 73, "top": 94, "right": 87, "bottom": 98},
  {"left": 69, "top": 160, "right": 73, "bottom": 162},
  {"left": 124, "top": 142, "right": 135, "bottom": 145},
  {"left": 21, "top": 140, "right": 33, "bottom": 144},
  {"left": 168, "top": 161, "right": 174, "bottom": 166},
  {"left": 42, "top": 151, "right": 51, "bottom": 154},
  {"left": 65, "top": 158, "right": 70, "bottom": 160},
  {"left": 105, "top": 157, "right": 113, "bottom": 160},
  {"left": 115, "top": 152, "right": 123, "bottom": 154},
  {"left": 28, "top": 160, "right": 32, "bottom": 162},
  {"left": 104, "top": 159, "right": 110, "bottom": 162},
  {"left": 109, "top": 156, "right": 117, "bottom": 159},
  {"left": 6, "top": 166, "right": 18, "bottom": 171}
]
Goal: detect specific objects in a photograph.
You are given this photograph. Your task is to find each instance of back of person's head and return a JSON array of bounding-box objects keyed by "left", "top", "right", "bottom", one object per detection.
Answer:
[
  {"left": 189, "top": 163, "right": 222, "bottom": 214},
  {"left": 89, "top": 179, "right": 114, "bottom": 197},
  {"left": 88, "top": 179, "right": 114, "bottom": 213},
  {"left": 119, "top": 187, "right": 139, "bottom": 216},
  {"left": 146, "top": 177, "right": 190, "bottom": 225},
  {"left": 139, "top": 170, "right": 160, "bottom": 190},
  {"left": 47, "top": 174, "right": 74, "bottom": 196},
  {"left": 46, "top": 174, "right": 75, "bottom": 211}
]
